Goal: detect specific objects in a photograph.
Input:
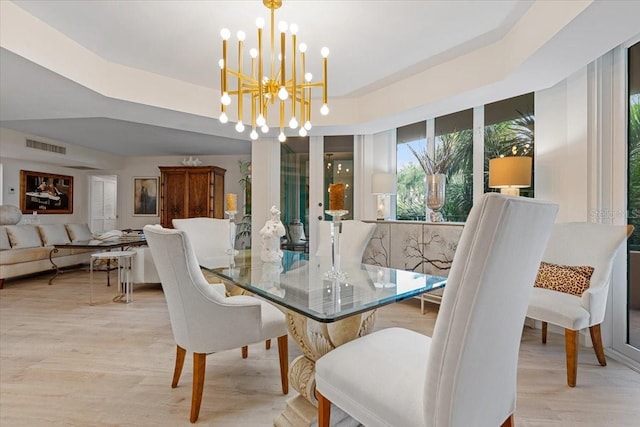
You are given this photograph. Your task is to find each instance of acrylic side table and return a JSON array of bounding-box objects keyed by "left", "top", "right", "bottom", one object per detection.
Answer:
[{"left": 90, "top": 250, "right": 136, "bottom": 305}]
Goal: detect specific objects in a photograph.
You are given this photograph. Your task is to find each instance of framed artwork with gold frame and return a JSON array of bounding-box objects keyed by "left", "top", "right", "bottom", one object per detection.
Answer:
[{"left": 20, "top": 170, "right": 73, "bottom": 214}]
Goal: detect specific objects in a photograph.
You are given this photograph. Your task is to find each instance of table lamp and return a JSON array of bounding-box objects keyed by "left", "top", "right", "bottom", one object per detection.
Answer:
[
  {"left": 372, "top": 173, "right": 397, "bottom": 220},
  {"left": 489, "top": 156, "right": 532, "bottom": 196}
]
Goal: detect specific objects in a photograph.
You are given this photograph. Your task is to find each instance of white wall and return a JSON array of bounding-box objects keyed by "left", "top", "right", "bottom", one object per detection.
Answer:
[
  {"left": 534, "top": 48, "right": 629, "bottom": 349},
  {"left": 0, "top": 127, "right": 124, "bottom": 224},
  {"left": 99, "top": 154, "right": 251, "bottom": 230}
]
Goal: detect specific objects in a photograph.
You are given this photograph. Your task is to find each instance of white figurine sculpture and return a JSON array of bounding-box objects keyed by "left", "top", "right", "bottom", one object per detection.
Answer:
[{"left": 260, "top": 205, "right": 286, "bottom": 263}]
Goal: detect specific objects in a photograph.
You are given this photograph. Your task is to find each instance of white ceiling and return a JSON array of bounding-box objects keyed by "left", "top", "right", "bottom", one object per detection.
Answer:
[{"left": 1, "top": 0, "right": 639, "bottom": 159}]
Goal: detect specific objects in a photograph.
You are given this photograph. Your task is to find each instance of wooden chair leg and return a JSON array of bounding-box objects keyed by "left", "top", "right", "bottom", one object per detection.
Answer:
[
  {"left": 266, "top": 339, "right": 271, "bottom": 350},
  {"left": 501, "top": 414, "right": 514, "bottom": 427},
  {"left": 172, "top": 345, "right": 186, "bottom": 388},
  {"left": 241, "top": 345, "right": 248, "bottom": 359},
  {"left": 277, "top": 335, "right": 289, "bottom": 394},
  {"left": 190, "top": 352, "right": 207, "bottom": 423},
  {"left": 317, "top": 390, "right": 331, "bottom": 427},
  {"left": 541, "top": 321, "right": 547, "bottom": 344},
  {"left": 589, "top": 324, "right": 607, "bottom": 366},
  {"left": 565, "top": 328, "right": 578, "bottom": 387}
]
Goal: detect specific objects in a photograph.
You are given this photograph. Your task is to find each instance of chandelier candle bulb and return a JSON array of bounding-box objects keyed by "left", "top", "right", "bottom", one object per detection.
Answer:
[
  {"left": 226, "top": 193, "right": 237, "bottom": 212},
  {"left": 329, "top": 183, "right": 345, "bottom": 211}
]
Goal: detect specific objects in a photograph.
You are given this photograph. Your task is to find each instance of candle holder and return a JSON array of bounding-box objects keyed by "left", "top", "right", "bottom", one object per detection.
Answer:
[
  {"left": 225, "top": 210, "right": 238, "bottom": 267},
  {"left": 324, "top": 209, "right": 349, "bottom": 279}
]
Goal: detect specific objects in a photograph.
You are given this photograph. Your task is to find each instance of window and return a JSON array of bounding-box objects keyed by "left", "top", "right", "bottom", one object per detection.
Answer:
[
  {"left": 395, "top": 93, "right": 534, "bottom": 222},
  {"left": 484, "top": 93, "right": 535, "bottom": 197},
  {"left": 396, "top": 121, "right": 427, "bottom": 220},
  {"left": 435, "top": 109, "right": 473, "bottom": 222}
]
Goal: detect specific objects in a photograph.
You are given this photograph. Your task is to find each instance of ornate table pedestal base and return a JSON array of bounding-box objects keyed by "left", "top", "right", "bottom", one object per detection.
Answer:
[{"left": 274, "top": 309, "right": 376, "bottom": 427}]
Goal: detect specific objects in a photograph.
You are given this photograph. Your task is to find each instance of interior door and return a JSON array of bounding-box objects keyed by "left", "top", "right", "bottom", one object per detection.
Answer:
[{"left": 90, "top": 175, "right": 117, "bottom": 233}]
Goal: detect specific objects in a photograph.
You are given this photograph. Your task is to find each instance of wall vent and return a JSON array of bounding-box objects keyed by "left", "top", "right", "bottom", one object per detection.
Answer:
[{"left": 26, "top": 138, "right": 66, "bottom": 155}]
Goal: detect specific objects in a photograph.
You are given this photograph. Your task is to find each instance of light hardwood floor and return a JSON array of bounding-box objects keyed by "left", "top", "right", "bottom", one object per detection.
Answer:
[{"left": 1, "top": 270, "right": 640, "bottom": 427}]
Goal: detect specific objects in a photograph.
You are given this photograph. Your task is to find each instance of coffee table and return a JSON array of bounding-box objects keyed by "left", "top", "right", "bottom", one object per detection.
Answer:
[
  {"left": 203, "top": 250, "right": 446, "bottom": 427},
  {"left": 49, "top": 236, "right": 147, "bottom": 285}
]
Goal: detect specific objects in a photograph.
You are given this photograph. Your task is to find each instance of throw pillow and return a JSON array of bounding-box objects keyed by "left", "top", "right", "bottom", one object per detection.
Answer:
[
  {"left": 37, "top": 224, "right": 71, "bottom": 246},
  {"left": 0, "top": 226, "right": 11, "bottom": 250},
  {"left": 65, "top": 223, "right": 92, "bottom": 242},
  {"left": 6, "top": 225, "right": 43, "bottom": 249},
  {"left": 534, "top": 261, "right": 595, "bottom": 296}
]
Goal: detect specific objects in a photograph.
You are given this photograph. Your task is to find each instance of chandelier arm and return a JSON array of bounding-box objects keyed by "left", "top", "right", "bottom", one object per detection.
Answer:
[
  {"left": 226, "top": 69, "right": 255, "bottom": 81},
  {"left": 306, "top": 87, "right": 311, "bottom": 123},
  {"left": 280, "top": 30, "right": 286, "bottom": 89},
  {"left": 270, "top": 5, "right": 275, "bottom": 80},
  {"left": 291, "top": 33, "right": 297, "bottom": 121},
  {"left": 238, "top": 38, "right": 244, "bottom": 124},
  {"left": 322, "top": 55, "right": 328, "bottom": 105},
  {"left": 300, "top": 50, "right": 306, "bottom": 125},
  {"left": 258, "top": 26, "right": 264, "bottom": 119},
  {"left": 280, "top": 100, "right": 285, "bottom": 135}
]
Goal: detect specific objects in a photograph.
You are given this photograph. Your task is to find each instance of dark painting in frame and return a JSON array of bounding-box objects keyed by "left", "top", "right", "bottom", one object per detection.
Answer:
[
  {"left": 20, "top": 170, "right": 73, "bottom": 214},
  {"left": 133, "top": 177, "right": 158, "bottom": 216}
]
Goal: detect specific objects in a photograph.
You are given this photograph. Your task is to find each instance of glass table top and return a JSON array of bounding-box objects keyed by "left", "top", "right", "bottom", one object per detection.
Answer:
[
  {"left": 203, "top": 251, "right": 446, "bottom": 323},
  {"left": 53, "top": 236, "right": 147, "bottom": 249}
]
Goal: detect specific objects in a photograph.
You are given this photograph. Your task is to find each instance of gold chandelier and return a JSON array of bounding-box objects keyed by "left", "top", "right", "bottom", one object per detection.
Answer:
[{"left": 219, "top": 0, "right": 329, "bottom": 142}]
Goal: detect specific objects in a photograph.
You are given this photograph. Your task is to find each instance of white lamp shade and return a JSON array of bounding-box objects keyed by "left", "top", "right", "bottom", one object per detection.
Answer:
[
  {"left": 489, "top": 157, "right": 532, "bottom": 188},
  {"left": 372, "top": 173, "right": 397, "bottom": 195}
]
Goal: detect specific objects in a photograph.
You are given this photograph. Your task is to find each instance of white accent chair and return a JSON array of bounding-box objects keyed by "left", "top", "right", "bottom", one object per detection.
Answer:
[
  {"left": 316, "top": 219, "right": 376, "bottom": 263},
  {"left": 173, "top": 217, "right": 272, "bottom": 356},
  {"left": 143, "top": 225, "right": 288, "bottom": 423},
  {"left": 315, "top": 193, "right": 558, "bottom": 427},
  {"left": 172, "top": 217, "right": 231, "bottom": 269},
  {"left": 526, "top": 222, "right": 630, "bottom": 387}
]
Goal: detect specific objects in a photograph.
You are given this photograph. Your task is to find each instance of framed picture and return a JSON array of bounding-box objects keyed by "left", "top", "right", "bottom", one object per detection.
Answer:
[
  {"left": 20, "top": 170, "right": 73, "bottom": 214},
  {"left": 133, "top": 177, "right": 158, "bottom": 216}
]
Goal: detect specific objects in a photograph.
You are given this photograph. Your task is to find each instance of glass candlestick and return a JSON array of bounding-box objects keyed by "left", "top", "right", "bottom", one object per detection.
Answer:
[
  {"left": 324, "top": 209, "right": 348, "bottom": 279},
  {"left": 225, "top": 210, "right": 238, "bottom": 267}
]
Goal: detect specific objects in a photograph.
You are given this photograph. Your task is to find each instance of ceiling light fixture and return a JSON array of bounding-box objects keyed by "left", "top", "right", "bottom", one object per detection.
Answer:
[{"left": 219, "top": 0, "right": 329, "bottom": 142}]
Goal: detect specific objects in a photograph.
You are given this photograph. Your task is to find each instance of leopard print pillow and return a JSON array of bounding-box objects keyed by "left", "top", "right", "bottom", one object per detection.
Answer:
[{"left": 534, "top": 261, "right": 595, "bottom": 296}]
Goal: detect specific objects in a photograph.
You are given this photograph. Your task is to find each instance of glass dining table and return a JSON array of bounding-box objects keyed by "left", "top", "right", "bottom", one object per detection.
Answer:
[{"left": 203, "top": 250, "right": 446, "bottom": 427}]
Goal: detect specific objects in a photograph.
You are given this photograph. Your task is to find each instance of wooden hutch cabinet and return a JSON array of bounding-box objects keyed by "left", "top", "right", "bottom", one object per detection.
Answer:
[{"left": 159, "top": 166, "right": 226, "bottom": 228}]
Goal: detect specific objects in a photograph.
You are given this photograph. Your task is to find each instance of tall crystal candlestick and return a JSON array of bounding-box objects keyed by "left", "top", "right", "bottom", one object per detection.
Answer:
[
  {"left": 324, "top": 209, "right": 348, "bottom": 279},
  {"left": 225, "top": 210, "right": 238, "bottom": 267}
]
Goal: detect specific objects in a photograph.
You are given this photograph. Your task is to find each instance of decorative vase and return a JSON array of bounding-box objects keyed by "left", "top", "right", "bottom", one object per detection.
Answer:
[
  {"left": 426, "top": 173, "right": 446, "bottom": 222},
  {"left": 289, "top": 219, "right": 305, "bottom": 244}
]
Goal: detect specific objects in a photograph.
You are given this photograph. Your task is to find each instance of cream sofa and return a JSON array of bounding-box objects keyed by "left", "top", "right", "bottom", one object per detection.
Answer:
[{"left": 0, "top": 223, "right": 94, "bottom": 288}]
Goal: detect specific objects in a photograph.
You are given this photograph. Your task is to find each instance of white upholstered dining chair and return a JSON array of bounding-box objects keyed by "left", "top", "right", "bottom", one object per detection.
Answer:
[
  {"left": 315, "top": 193, "right": 558, "bottom": 427},
  {"left": 143, "top": 225, "right": 288, "bottom": 423},
  {"left": 173, "top": 217, "right": 272, "bottom": 356},
  {"left": 526, "top": 222, "right": 630, "bottom": 387},
  {"left": 316, "top": 219, "right": 376, "bottom": 263},
  {"left": 172, "top": 217, "right": 231, "bottom": 269}
]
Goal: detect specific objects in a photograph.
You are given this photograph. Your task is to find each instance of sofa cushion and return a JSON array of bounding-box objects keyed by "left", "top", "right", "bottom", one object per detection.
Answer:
[
  {"left": 0, "top": 226, "right": 10, "bottom": 250},
  {"left": 0, "top": 246, "right": 53, "bottom": 265},
  {"left": 6, "top": 225, "right": 43, "bottom": 249},
  {"left": 65, "top": 223, "right": 92, "bottom": 242},
  {"left": 38, "top": 224, "right": 71, "bottom": 246}
]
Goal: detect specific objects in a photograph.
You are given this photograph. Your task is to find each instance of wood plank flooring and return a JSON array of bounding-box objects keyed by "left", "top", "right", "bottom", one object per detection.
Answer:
[{"left": 1, "top": 270, "right": 640, "bottom": 426}]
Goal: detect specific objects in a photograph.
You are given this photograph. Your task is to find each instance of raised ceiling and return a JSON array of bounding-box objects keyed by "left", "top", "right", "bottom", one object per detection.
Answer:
[{"left": 1, "top": 0, "right": 639, "bottom": 158}]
